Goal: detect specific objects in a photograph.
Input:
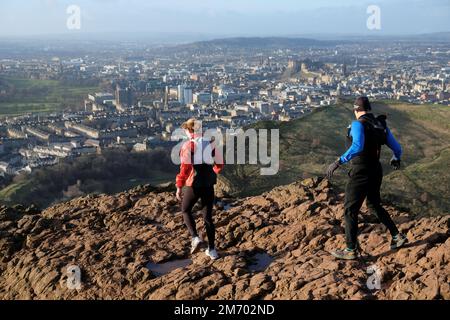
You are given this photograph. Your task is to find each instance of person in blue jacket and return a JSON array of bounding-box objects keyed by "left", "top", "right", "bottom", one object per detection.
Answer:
[{"left": 326, "top": 97, "right": 408, "bottom": 260}]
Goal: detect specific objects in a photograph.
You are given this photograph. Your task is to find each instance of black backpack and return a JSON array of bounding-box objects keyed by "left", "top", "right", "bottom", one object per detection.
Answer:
[
  {"left": 189, "top": 137, "right": 218, "bottom": 188},
  {"left": 359, "top": 114, "right": 388, "bottom": 146},
  {"left": 346, "top": 114, "right": 388, "bottom": 162}
]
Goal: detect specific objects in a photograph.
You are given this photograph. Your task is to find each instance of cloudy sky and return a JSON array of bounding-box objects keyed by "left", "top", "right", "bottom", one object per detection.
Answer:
[{"left": 0, "top": 0, "right": 449, "bottom": 37}]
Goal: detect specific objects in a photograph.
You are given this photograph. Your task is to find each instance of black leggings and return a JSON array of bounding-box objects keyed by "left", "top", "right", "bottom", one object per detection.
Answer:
[
  {"left": 181, "top": 186, "right": 216, "bottom": 249},
  {"left": 344, "top": 162, "right": 399, "bottom": 250}
]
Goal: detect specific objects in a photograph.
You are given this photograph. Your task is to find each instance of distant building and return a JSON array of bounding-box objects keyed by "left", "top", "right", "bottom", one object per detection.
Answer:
[
  {"left": 65, "top": 122, "right": 99, "bottom": 139},
  {"left": 279, "top": 113, "right": 291, "bottom": 122},
  {"left": 342, "top": 64, "right": 348, "bottom": 77},
  {"left": 0, "top": 162, "right": 16, "bottom": 175},
  {"left": 133, "top": 142, "right": 148, "bottom": 152},
  {"left": 194, "top": 92, "right": 212, "bottom": 105},
  {"left": 287, "top": 60, "right": 301, "bottom": 73},
  {"left": 7, "top": 128, "right": 27, "bottom": 139},
  {"left": 25, "top": 127, "right": 53, "bottom": 141},
  {"left": 0, "top": 138, "right": 30, "bottom": 151},
  {"left": 91, "top": 92, "right": 115, "bottom": 111},
  {"left": 336, "top": 84, "right": 342, "bottom": 97},
  {"left": 178, "top": 85, "right": 186, "bottom": 104},
  {"left": 176, "top": 85, "right": 193, "bottom": 105},
  {"left": 32, "top": 143, "right": 97, "bottom": 158},
  {"left": 184, "top": 87, "right": 193, "bottom": 105},
  {"left": 164, "top": 86, "right": 169, "bottom": 108},
  {"left": 249, "top": 101, "right": 271, "bottom": 114},
  {"left": 85, "top": 139, "right": 101, "bottom": 149},
  {"left": 89, "top": 92, "right": 114, "bottom": 105},
  {"left": 116, "top": 85, "right": 134, "bottom": 110}
]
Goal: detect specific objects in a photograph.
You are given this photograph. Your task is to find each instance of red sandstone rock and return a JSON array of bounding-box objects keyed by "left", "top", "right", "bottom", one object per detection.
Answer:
[{"left": 0, "top": 179, "right": 448, "bottom": 300}]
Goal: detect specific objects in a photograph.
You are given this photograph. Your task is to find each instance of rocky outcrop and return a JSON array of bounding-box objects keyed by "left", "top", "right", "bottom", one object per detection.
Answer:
[{"left": 0, "top": 179, "right": 449, "bottom": 300}]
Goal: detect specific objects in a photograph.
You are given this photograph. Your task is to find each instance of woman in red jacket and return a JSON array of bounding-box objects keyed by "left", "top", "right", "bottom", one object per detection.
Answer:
[{"left": 176, "top": 119, "right": 224, "bottom": 260}]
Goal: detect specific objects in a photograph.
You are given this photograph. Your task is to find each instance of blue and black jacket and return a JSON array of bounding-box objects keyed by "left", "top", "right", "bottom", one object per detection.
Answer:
[{"left": 340, "top": 113, "right": 402, "bottom": 165}]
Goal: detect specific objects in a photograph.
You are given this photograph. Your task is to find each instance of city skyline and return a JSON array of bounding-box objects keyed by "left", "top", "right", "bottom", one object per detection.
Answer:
[{"left": 1, "top": 0, "right": 449, "bottom": 38}]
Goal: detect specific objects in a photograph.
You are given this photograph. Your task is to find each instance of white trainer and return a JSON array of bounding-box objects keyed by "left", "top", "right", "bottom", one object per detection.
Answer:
[
  {"left": 190, "top": 237, "right": 203, "bottom": 254},
  {"left": 205, "top": 248, "right": 219, "bottom": 260}
]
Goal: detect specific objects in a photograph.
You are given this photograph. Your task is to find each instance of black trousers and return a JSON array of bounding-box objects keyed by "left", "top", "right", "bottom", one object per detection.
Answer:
[
  {"left": 344, "top": 161, "right": 399, "bottom": 250},
  {"left": 181, "top": 186, "right": 216, "bottom": 250}
]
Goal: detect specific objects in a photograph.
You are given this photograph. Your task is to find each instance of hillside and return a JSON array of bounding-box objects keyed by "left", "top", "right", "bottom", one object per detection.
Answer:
[
  {"left": 184, "top": 37, "right": 344, "bottom": 48},
  {"left": 157, "top": 37, "right": 348, "bottom": 55},
  {"left": 223, "top": 102, "right": 450, "bottom": 216},
  {"left": 0, "top": 178, "right": 449, "bottom": 300},
  {"left": 0, "top": 77, "right": 99, "bottom": 116},
  {"left": 0, "top": 149, "right": 177, "bottom": 209}
]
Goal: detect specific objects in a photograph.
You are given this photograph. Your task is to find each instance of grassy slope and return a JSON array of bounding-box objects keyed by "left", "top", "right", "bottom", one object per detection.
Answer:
[
  {"left": 0, "top": 77, "right": 99, "bottom": 116},
  {"left": 0, "top": 170, "right": 174, "bottom": 209},
  {"left": 0, "top": 180, "right": 33, "bottom": 204},
  {"left": 223, "top": 101, "right": 450, "bottom": 216},
  {"left": 383, "top": 147, "right": 450, "bottom": 215}
]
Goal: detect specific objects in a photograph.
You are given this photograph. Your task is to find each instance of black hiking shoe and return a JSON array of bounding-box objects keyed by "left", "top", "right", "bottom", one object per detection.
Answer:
[
  {"left": 390, "top": 233, "right": 408, "bottom": 250},
  {"left": 331, "top": 248, "right": 359, "bottom": 260}
]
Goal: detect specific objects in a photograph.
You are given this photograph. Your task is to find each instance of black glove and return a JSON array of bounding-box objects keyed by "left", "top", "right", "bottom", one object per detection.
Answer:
[
  {"left": 390, "top": 157, "right": 401, "bottom": 170},
  {"left": 327, "top": 159, "right": 341, "bottom": 180}
]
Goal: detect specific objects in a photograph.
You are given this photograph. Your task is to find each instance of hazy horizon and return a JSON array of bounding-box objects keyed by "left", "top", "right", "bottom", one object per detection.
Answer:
[{"left": 1, "top": 0, "right": 449, "bottom": 39}]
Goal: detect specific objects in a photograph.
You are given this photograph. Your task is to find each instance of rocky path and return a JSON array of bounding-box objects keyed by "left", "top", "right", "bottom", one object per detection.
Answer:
[{"left": 0, "top": 178, "right": 449, "bottom": 300}]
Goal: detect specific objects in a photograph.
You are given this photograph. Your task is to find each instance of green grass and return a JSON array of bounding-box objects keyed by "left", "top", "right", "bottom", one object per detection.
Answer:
[
  {"left": 223, "top": 101, "right": 450, "bottom": 216},
  {"left": 0, "top": 102, "right": 61, "bottom": 116},
  {"left": 0, "top": 180, "right": 33, "bottom": 203},
  {"left": 0, "top": 77, "right": 99, "bottom": 116},
  {"left": 0, "top": 170, "right": 174, "bottom": 209},
  {"left": 5, "top": 78, "right": 58, "bottom": 87},
  {"left": 383, "top": 147, "right": 450, "bottom": 216}
]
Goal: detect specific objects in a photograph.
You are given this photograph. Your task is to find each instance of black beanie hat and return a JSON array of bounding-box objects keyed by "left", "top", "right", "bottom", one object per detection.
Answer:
[{"left": 354, "top": 96, "right": 371, "bottom": 111}]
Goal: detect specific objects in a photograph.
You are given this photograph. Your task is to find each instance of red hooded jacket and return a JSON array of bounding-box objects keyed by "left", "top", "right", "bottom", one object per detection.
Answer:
[{"left": 176, "top": 133, "right": 224, "bottom": 188}]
